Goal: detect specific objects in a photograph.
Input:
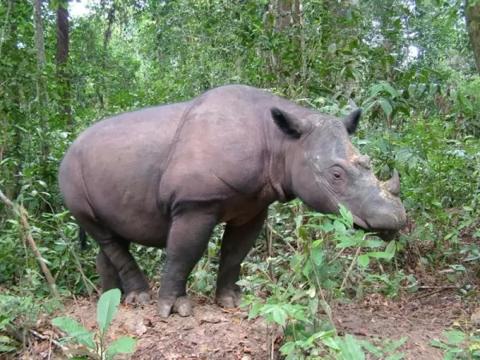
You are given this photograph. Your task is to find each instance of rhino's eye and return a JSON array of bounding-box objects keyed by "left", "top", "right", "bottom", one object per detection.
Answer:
[{"left": 330, "top": 167, "right": 345, "bottom": 181}]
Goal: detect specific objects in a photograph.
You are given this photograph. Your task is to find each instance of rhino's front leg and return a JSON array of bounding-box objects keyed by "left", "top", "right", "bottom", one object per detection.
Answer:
[
  {"left": 216, "top": 209, "right": 267, "bottom": 308},
  {"left": 157, "top": 206, "right": 218, "bottom": 318}
]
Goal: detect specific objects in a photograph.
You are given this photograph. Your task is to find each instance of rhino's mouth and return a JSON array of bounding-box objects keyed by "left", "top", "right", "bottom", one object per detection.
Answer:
[
  {"left": 353, "top": 215, "right": 399, "bottom": 240},
  {"left": 352, "top": 215, "right": 369, "bottom": 230}
]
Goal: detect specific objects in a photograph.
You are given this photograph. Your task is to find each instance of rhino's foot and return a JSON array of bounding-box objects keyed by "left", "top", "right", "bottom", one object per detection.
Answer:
[
  {"left": 216, "top": 288, "right": 242, "bottom": 308},
  {"left": 158, "top": 296, "right": 193, "bottom": 318},
  {"left": 124, "top": 290, "right": 151, "bottom": 305}
]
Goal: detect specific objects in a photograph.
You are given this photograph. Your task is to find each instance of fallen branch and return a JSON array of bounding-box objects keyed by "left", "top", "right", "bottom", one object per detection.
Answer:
[
  {"left": 29, "top": 328, "right": 67, "bottom": 352},
  {"left": 0, "top": 189, "right": 59, "bottom": 298},
  {"left": 411, "top": 286, "right": 457, "bottom": 301}
]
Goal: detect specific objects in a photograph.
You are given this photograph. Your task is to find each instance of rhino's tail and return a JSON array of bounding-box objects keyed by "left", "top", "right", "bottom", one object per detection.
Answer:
[{"left": 79, "top": 227, "right": 88, "bottom": 250}]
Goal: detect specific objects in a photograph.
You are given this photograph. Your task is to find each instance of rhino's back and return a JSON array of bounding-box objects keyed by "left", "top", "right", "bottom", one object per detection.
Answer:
[{"left": 59, "top": 102, "right": 189, "bottom": 245}]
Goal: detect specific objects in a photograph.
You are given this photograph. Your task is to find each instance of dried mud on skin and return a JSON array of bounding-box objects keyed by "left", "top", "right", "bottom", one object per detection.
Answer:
[{"left": 21, "top": 291, "right": 476, "bottom": 359}]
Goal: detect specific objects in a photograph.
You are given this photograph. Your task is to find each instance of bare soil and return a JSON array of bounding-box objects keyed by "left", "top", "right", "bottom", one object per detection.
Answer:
[
  {"left": 334, "top": 291, "right": 475, "bottom": 360},
  {"left": 17, "top": 288, "right": 477, "bottom": 360}
]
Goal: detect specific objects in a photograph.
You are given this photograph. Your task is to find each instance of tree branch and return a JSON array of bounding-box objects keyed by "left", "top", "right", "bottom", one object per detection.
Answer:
[{"left": 0, "top": 189, "right": 59, "bottom": 298}]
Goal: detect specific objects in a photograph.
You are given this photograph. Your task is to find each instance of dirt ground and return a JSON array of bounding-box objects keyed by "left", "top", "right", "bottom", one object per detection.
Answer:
[{"left": 17, "top": 288, "right": 477, "bottom": 360}]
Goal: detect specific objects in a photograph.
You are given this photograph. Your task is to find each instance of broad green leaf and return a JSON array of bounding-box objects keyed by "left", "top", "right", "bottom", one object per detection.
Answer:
[
  {"left": 0, "top": 344, "right": 16, "bottom": 353},
  {"left": 336, "top": 235, "right": 361, "bottom": 248},
  {"left": 97, "top": 288, "right": 121, "bottom": 335},
  {"left": 263, "top": 304, "right": 288, "bottom": 326},
  {"left": 52, "top": 316, "right": 95, "bottom": 349},
  {"left": 334, "top": 219, "right": 347, "bottom": 233},
  {"left": 444, "top": 330, "right": 465, "bottom": 345},
  {"left": 380, "top": 81, "right": 399, "bottom": 98},
  {"left": 279, "top": 341, "right": 296, "bottom": 355},
  {"left": 364, "top": 239, "right": 386, "bottom": 248},
  {"left": 248, "top": 301, "right": 263, "bottom": 319},
  {"left": 305, "top": 330, "right": 336, "bottom": 345},
  {"left": 366, "top": 251, "right": 394, "bottom": 260},
  {"left": 322, "top": 336, "right": 341, "bottom": 350},
  {"left": 357, "top": 254, "right": 370, "bottom": 267},
  {"left": 310, "top": 246, "right": 324, "bottom": 266},
  {"left": 0, "top": 335, "right": 16, "bottom": 353},
  {"left": 384, "top": 241, "right": 397, "bottom": 257},
  {"left": 271, "top": 306, "right": 287, "bottom": 327},
  {"left": 385, "top": 337, "right": 407, "bottom": 352},
  {"left": 336, "top": 334, "right": 365, "bottom": 360},
  {"left": 430, "top": 339, "right": 449, "bottom": 350},
  {"left": 369, "top": 84, "right": 384, "bottom": 97},
  {"left": 378, "top": 98, "right": 393, "bottom": 117},
  {"left": 339, "top": 205, "right": 354, "bottom": 227},
  {"left": 360, "top": 340, "right": 382, "bottom": 356},
  {"left": 106, "top": 336, "right": 136, "bottom": 359}
]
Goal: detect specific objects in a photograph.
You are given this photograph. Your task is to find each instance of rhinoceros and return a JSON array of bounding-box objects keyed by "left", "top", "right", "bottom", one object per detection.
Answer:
[{"left": 59, "top": 85, "right": 406, "bottom": 317}]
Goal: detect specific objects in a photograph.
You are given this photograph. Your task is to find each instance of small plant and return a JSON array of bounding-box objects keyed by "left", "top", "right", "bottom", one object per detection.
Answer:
[
  {"left": 0, "top": 294, "right": 42, "bottom": 354},
  {"left": 242, "top": 205, "right": 405, "bottom": 359},
  {"left": 52, "top": 289, "right": 136, "bottom": 359},
  {"left": 431, "top": 329, "right": 480, "bottom": 360}
]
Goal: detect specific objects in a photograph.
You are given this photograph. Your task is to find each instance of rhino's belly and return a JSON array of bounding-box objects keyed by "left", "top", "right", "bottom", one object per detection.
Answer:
[{"left": 100, "top": 209, "right": 170, "bottom": 248}]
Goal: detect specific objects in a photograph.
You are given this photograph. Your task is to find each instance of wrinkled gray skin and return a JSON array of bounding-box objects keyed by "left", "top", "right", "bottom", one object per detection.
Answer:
[{"left": 59, "top": 85, "right": 406, "bottom": 317}]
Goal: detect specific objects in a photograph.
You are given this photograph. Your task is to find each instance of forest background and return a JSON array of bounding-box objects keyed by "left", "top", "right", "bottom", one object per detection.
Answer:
[{"left": 0, "top": 0, "right": 480, "bottom": 358}]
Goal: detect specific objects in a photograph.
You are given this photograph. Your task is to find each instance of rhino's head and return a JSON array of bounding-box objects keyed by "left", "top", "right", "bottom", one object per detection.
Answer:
[{"left": 272, "top": 107, "right": 406, "bottom": 235}]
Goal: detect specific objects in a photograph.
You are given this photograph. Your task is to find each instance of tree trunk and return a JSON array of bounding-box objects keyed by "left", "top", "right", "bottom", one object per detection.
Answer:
[
  {"left": 97, "top": 0, "right": 116, "bottom": 110},
  {"left": 466, "top": 0, "right": 480, "bottom": 72},
  {"left": 33, "top": 0, "right": 50, "bottom": 202},
  {"left": 56, "top": 0, "right": 71, "bottom": 126},
  {"left": 33, "top": 0, "right": 48, "bottom": 104}
]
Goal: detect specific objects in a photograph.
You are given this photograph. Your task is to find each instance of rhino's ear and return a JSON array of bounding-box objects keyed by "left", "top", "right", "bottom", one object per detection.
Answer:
[
  {"left": 271, "top": 107, "right": 306, "bottom": 139},
  {"left": 343, "top": 108, "right": 362, "bottom": 135}
]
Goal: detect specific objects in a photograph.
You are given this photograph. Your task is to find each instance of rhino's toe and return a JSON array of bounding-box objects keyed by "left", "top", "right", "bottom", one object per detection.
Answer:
[
  {"left": 216, "top": 289, "right": 242, "bottom": 308},
  {"left": 157, "top": 297, "right": 175, "bottom": 318},
  {"left": 173, "top": 296, "right": 193, "bottom": 317},
  {"left": 124, "top": 290, "right": 151, "bottom": 305},
  {"left": 157, "top": 296, "right": 193, "bottom": 318}
]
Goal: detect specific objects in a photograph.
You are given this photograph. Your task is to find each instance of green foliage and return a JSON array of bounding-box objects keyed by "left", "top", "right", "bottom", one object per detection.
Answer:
[
  {"left": 52, "top": 288, "right": 136, "bottom": 360},
  {"left": 242, "top": 206, "right": 405, "bottom": 359},
  {"left": 1, "top": 0, "right": 480, "bottom": 356},
  {"left": 357, "top": 116, "right": 480, "bottom": 267},
  {"left": 431, "top": 329, "right": 480, "bottom": 359},
  {"left": 0, "top": 292, "right": 59, "bottom": 355}
]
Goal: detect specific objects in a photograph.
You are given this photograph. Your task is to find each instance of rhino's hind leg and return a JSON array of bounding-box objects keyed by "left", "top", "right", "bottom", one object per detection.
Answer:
[
  {"left": 96, "top": 250, "right": 151, "bottom": 303},
  {"left": 78, "top": 216, "right": 150, "bottom": 304},
  {"left": 157, "top": 206, "right": 218, "bottom": 318},
  {"left": 216, "top": 209, "right": 267, "bottom": 308},
  {"left": 99, "top": 238, "right": 150, "bottom": 304},
  {"left": 96, "top": 250, "right": 122, "bottom": 291}
]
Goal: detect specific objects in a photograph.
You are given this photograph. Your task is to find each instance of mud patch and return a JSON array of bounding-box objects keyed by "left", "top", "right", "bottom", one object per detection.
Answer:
[
  {"left": 52, "top": 296, "right": 272, "bottom": 360},
  {"left": 17, "top": 290, "right": 476, "bottom": 359},
  {"left": 334, "top": 291, "right": 474, "bottom": 360}
]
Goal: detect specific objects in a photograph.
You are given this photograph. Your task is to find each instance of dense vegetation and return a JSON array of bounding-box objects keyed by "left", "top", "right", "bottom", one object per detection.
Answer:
[{"left": 1, "top": 0, "right": 479, "bottom": 358}]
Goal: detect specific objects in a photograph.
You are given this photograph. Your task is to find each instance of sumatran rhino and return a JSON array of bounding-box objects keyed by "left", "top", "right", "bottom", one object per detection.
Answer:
[{"left": 59, "top": 85, "right": 406, "bottom": 317}]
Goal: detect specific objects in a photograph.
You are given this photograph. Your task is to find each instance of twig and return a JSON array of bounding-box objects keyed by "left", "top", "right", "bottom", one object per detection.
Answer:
[
  {"left": 411, "top": 286, "right": 457, "bottom": 301},
  {"left": 0, "top": 189, "right": 59, "bottom": 298},
  {"left": 265, "top": 221, "right": 275, "bottom": 283},
  {"left": 58, "top": 229, "right": 99, "bottom": 295},
  {"left": 29, "top": 329, "right": 67, "bottom": 352},
  {"left": 266, "top": 222, "right": 296, "bottom": 253},
  {"left": 340, "top": 246, "right": 361, "bottom": 292}
]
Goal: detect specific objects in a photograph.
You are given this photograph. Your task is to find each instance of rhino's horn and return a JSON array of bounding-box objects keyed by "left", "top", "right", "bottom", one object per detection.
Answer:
[{"left": 385, "top": 170, "right": 400, "bottom": 196}]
